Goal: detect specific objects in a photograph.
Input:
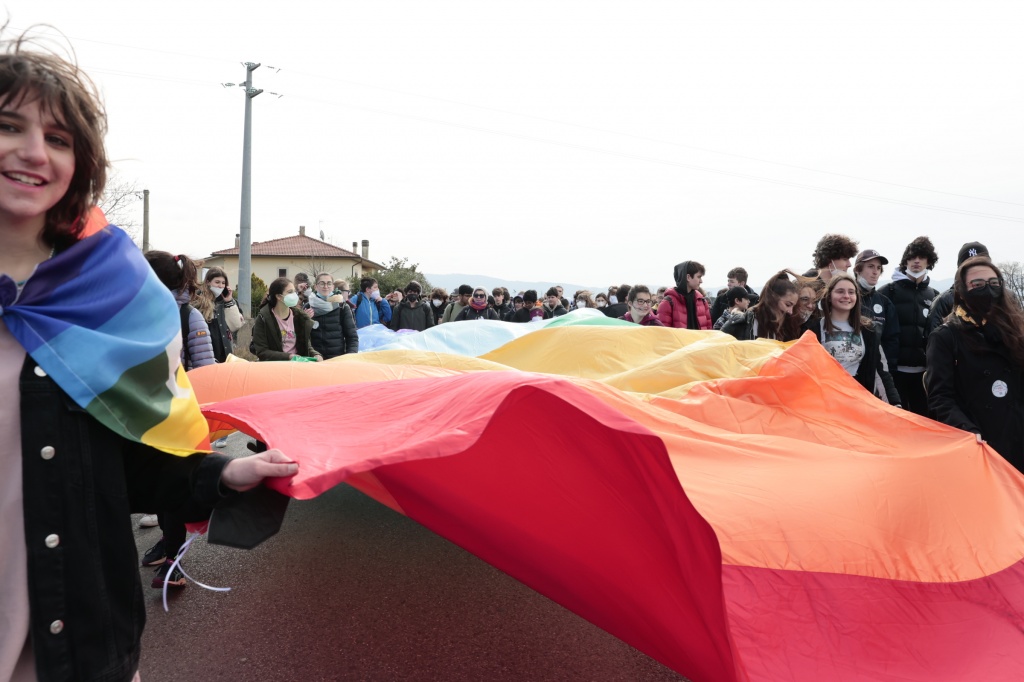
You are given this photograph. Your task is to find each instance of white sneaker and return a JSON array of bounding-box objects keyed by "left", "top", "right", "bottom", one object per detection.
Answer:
[
  {"left": 138, "top": 514, "right": 159, "bottom": 528},
  {"left": 213, "top": 437, "right": 229, "bottom": 448}
]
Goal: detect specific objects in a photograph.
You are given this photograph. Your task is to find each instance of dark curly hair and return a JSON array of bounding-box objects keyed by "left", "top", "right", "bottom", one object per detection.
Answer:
[
  {"left": 812, "top": 234, "right": 859, "bottom": 269},
  {"left": 899, "top": 236, "right": 938, "bottom": 271}
]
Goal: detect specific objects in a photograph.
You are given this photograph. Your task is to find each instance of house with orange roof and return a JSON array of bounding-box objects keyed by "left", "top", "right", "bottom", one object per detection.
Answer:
[{"left": 203, "top": 226, "right": 384, "bottom": 286}]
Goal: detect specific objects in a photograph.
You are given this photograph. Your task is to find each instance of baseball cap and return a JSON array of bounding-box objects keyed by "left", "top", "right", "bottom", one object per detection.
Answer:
[
  {"left": 957, "top": 241, "right": 989, "bottom": 266},
  {"left": 855, "top": 249, "right": 889, "bottom": 266}
]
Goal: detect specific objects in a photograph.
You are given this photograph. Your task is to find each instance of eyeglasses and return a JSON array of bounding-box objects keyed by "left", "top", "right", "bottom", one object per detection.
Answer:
[
  {"left": 633, "top": 299, "right": 653, "bottom": 307},
  {"left": 473, "top": 293, "right": 486, "bottom": 299},
  {"left": 968, "top": 278, "right": 1001, "bottom": 290},
  {"left": 315, "top": 281, "right": 334, "bottom": 288}
]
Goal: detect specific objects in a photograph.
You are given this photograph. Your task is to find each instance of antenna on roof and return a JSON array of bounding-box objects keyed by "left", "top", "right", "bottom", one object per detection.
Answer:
[{"left": 320, "top": 230, "right": 325, "bottom": 241}]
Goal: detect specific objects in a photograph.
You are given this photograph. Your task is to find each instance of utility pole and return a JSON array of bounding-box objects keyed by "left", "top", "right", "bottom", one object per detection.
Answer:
[
  {"left": 142, "top": 189, "right": 150, "bottom": 253},
  {"left": 236, "top": 62, "right": 262, "bottom": 316}
]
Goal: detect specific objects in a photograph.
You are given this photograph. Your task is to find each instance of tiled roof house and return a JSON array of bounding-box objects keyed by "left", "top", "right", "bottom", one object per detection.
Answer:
[{"left": 203, "top": 226, "right": 383, "bottom": 287}]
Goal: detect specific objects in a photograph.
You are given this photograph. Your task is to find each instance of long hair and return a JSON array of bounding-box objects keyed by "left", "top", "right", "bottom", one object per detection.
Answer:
[
  {"left": 192, "top": 266, "right": 229, "bottom": 322},
  {"left": 0, "top": 28, "right": 108, "bottom": 249},
  {"left": 261, "top": 277, "right": 291, "bottom": 309},
  {"left": 953, "top": 256, "right": 1024, "bottom": 366},
  {"left": 751, "top": 270, "right": 804, "bottom": 341},
  {"left": 145, "top": 251, "right": 199, "bottom": 297},
  {"left": 821, "top": 273, "right": 871, "bottom": 335}
]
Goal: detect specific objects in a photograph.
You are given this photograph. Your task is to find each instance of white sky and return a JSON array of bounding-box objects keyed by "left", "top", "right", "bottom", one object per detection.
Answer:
[{"left": 9, "top": 1, "right": 1024, "bottom": 289}]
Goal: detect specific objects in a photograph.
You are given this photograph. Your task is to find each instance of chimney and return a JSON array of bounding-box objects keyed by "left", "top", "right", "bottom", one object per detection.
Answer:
[
  {"left": 299, "top": 225, "right": 306, "bottom": 237},
  {"left": 361, "top": 239, "right": 369, "bottom": 260},
  {"left": 352, "top": 241, "right": 358, "bottom": 255},
  {"left": 234, "top": 233, "right": 240, "bottom": 248}
]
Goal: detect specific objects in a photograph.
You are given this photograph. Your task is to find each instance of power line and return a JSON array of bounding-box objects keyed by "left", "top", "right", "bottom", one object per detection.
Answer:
[
  {"left": 287, "top": 92, "right": 1024, "bottom": 224},
  {"left": 284, "top": 69, "right": 1024, "bottom": 209}
]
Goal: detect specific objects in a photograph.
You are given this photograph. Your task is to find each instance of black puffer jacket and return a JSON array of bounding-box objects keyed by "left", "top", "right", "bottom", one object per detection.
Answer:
[
  {"left": 310, "top": 304, "right": 359, "bottom": 359},
  {"left": 390, "top": 301, "right": 435, "bottom": 332},
  {"left": 926, "top": 317, "right": 1024, "bottom": 472},
  {"left": 879, "top": 271, "right": 938, "bottom": 368}
]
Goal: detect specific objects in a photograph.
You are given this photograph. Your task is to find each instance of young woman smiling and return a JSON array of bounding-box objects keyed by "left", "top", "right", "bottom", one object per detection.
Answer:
[{"left": 803, "top": 273, "right": 901, "bottom": 405}]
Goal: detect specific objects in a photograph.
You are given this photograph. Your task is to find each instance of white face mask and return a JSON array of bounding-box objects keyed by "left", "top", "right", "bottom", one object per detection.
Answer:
[
  {"left": 907, "top": 268, "right": 928, "bottom": 279},
  {"left": 282, "top": 292, "right": 300, "bottom": 308},
  {"left": 608, "top": 295, "right": 618, "bottom": 304},
  {"left": 209, "top": 286, "right": 224, "bottom": 298},
  {"left": 432, "top": 298, "right": 442, "bottom": 307},
  {"left": 597, "top": 301, "right": 606, "bottom": 308},
  {"left": 576, "top": 300, "right": 587, "bottom": 308},
  {"left": 856, "top": 276, "right": 872, "bottom": 291},
  {"left": 370, "top": 289, "right": 382, "bottom": 301}
]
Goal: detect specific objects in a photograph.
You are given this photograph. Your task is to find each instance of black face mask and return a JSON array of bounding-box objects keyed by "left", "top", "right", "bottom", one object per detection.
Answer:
[
  {"left": 964, "top": 285, "right": 1000, "bottom": 317},
  {"left": 406, "top": 292, "right": 419, "bottom": 303}
]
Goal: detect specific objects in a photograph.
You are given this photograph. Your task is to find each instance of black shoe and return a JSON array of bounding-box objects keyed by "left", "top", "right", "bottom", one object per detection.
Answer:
[
  {"left": 141, "top": 538, "right": 166, "bottom": 567},
  {"left": 151, "top": 560, "right": 186, "bottom": 589}
]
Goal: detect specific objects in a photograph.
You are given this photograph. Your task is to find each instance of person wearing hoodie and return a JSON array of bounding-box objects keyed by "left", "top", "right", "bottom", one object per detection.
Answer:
[
  {"left": 926, "top": 257, "right": 1024, "bottom": 472},
  {"left": 927, "top": 241, "right": 990, "bottom": 336},
  {"left": 657, "top": 261, "right": 713, "bottom": 330},
  {"left": 853, "top": 249, "right": 900, "bottom": 373},
  {"left": 308, "top": 272, "right": 359, "bottom": 358},
  {"left": 391, "top": 280, "right": 436, "bottom": 332},
  {"left": 878, "top": 236, "right": 939, "bottom": 415},
  {"left": 352, "top": 277, "right": 393, "bottom": 328},
  {"left": 455, "top": 288, "right": 501, "bottom": 321}
]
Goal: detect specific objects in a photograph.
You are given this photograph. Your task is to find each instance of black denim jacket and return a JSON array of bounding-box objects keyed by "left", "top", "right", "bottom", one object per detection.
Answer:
[{"left": 19, "top": 355, "right": 230, "bottom": 682}]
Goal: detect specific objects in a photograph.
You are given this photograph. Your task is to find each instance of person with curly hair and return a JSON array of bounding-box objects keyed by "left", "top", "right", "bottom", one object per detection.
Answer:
[
  {"left": 811, "top": 233, "right": 859, "bottom": 283},
  {"left": 879, "top": 236, "right": 940, "bottom": 415}
]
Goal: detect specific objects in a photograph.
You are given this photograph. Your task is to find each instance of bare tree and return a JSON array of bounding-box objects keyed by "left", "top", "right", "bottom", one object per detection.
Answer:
[
  {"left": 998, "top": 261, "right": 1024, "bottom": 307},
  {"left": 99, "top": 171, "right": 143, "bottom": 242}
]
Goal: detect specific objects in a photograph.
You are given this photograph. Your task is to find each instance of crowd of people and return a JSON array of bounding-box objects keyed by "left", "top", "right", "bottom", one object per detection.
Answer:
[{"left": 3, "top": 25, "right": 1023, "bottom": 682}]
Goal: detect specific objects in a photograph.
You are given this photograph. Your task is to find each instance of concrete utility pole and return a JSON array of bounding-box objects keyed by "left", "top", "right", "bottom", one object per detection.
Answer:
[
  {"left": 236, "top": 62, "right": 263, "bottom": 316},
  {"left": 141, "top": 189, "right": 150, "bottom": 253}
]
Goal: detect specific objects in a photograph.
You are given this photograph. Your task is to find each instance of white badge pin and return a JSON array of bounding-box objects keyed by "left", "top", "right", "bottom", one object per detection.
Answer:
[
  {"left": 923, "top": 307, "right": 930, "bottom": 317},
  {"left": 993, "top": 380, "right": 1008, "bottom": 398},
  {"left": 873, "top": 304, "right": 883, "bottom": 314}
]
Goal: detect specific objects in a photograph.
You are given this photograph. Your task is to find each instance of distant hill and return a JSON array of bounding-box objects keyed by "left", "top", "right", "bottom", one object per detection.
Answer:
[{"left": 426, "top": 273, "right": 608, "bottom": 296}]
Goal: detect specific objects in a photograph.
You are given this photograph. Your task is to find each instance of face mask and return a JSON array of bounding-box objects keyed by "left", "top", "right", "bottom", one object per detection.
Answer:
[
  {"left": 371, "top": 290, "right": 382, "bottom": 301},
  {"left": 798, "top": 309, "right": 812, "bottom": 322},
  {"left": 282, "top": 292, "right": 300, "bottom": 308},
  {"left": 856, "top": 276, "right": 872, "bottom": 291},
  {"left": 828, "top": 261, "right": 841, "bottom": 279},
  {"left": 608, "top": 295, "right": 618, "bottom": 304},
  {"left": 907, "top": 268, "right": 928, "bottom": 279},
  {"left": 406, "top": 293, "right": 419, "bottom": 303},
  {"left": 576, "top": 300, "right": 587, "bottom": 308},
  {"left": 965, "top": 285, "right": 999, "bottom": 317},
  {"left": 432, "top": 298, "right": 442, "bottom": 307},
  {"left": 597, "top": 301, "right": 606, "bottom": 308},
  {"left": 209, "top": 286, "right": 224, "bottom": 298}
]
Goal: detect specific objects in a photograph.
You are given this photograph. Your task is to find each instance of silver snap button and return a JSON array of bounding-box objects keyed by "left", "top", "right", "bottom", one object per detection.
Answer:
[
  {"left": 49, "top": 620, "right": 64, "bottom": 634},
  {"left": 44, "top": 534, "right": 60, "bottom": 549},
  {"left": 40, "top": 446, "right": 55, "bottom": 460},
  {"left": 34, "top": 365, "right": 47, "bottom": 377}
]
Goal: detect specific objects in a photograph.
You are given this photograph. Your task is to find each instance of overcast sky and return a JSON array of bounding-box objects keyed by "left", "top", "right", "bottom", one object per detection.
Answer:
[{"left": 10, "top": 1, "right": 1024, "bottom": 289}]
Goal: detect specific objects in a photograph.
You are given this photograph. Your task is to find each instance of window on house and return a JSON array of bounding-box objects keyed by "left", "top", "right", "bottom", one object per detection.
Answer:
[{"left": 278, "top": 268, "right": 287, "bottom": 277}]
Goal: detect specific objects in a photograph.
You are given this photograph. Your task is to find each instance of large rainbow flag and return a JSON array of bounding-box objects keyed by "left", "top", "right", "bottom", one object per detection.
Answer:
[
  {"left": 1, "top": 211, "right": 210, "bottom": 455},
  {"left": 189, "top": 312, "right": 1024, "bottom": 681}
]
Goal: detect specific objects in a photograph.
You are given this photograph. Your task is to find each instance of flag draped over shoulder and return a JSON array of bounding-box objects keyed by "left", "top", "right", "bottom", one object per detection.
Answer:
[
  {"left": 189, "top": 313, "right": 1024, "bottom": 681},
  {"left": 1, "top": 209, "right": 210, "bottom": 455}
]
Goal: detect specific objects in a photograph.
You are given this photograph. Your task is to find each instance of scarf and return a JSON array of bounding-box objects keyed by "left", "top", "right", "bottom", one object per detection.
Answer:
[
  {"left": 0, "top": 209, "right": 210, "bottom": 456},
  {"left": 954, "top": 305, "right": 983, "bottom": 327},
  {"left": 470, "top": 297, "right": 489, "bottom": 311}
]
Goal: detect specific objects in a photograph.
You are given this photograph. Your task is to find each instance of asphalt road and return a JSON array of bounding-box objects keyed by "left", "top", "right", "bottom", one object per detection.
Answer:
[{"left": 133, "top": 434, "right": 688, "bottom": 682}]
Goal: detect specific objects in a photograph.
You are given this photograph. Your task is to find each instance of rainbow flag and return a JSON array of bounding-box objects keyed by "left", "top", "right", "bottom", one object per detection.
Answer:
[
  {"left": 2, "top": 210, "right": 209, "bottom": 455},
  {"left": 189, "top": 313, "right": 1024, "bottom": 680}
]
